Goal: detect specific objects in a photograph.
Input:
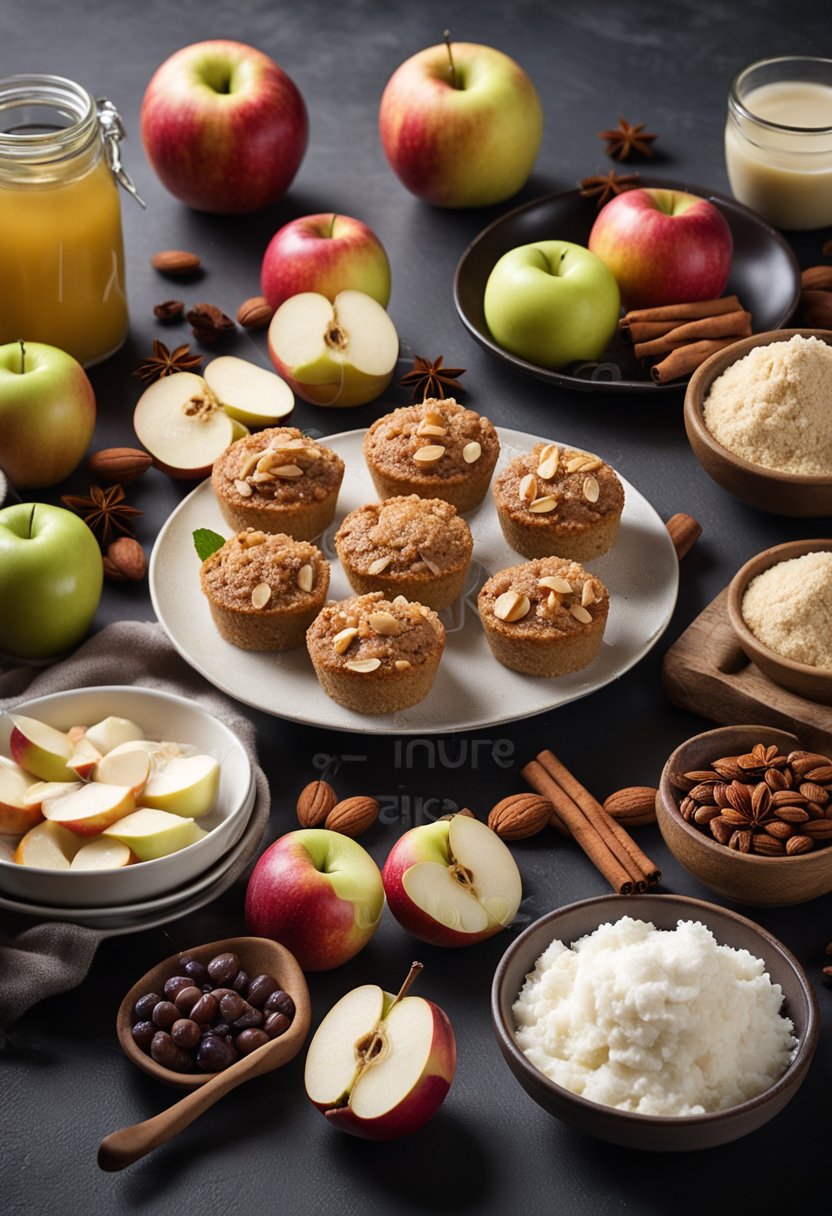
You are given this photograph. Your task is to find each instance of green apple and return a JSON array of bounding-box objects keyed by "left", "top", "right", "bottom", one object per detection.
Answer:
[
  {"left": 0, "top": 340, "right": 96, "bottom": 489},
  {"left": 0, "top": 503, "right": 103, "bottom": 659},
  {"left": 139, "top": 753, "right": 220, "bottom": 818},
  {"left": 103, "top": 807, "right": 205, "bottom": 860},
  {"left": 484, "top": 240, "right": 621, "bottom": 370}
]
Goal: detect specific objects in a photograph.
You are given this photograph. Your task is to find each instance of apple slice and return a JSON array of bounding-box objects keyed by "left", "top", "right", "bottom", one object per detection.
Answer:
[
  {"left": 139, "top": 753, "right": 220, "bottom": 819},
  {"left": 204, "top": 355, "right": 294, "bottom": 427},
  {"left": 104, "top": 738, "right": 183, "bottom": 766},
  {"left": 67, "top": 737, "right": 103, "bottom": 780},
  {"left": 42, "top": 782, "right": 135, "bottom": 836},
  {"left": 94, "top": 746, "right": 151, "bottom": 796},
  {"left": 8, "top": 714, "right": 74, "bottom": 781},
  {"left": 84, "top": 716, "right": 144, "bottom": 755},
  {"left": 70, "top": 837, "right": 133, "bottom": 870},
  {"left": 103, "top": 807, "right": 205, "bottom": 861},
  {"left": 382, "top": 814, "right": 522, "bottom": 947},
  {"left": 15, "top": 820, "right": 84, "bottom": 868},
  {"left": 133, "top": 371, "right": 249, "bottom": 479},
  {"left": 22, "top": 780, "right": 82, "bottom": 809},
  {"left": 267, "top": 289, "right": 398, "bottom": 407},
  {"left": 0, "top": 756, "right": 43, "bottom": 834},
  {"left": 304, "top": 963, "right": 456, "bottom": 1140}
]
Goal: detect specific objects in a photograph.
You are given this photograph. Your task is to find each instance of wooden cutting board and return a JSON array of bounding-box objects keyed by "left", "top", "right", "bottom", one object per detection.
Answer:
[{"left": 662, "top": 586, "right": 832, "bottom": 754}]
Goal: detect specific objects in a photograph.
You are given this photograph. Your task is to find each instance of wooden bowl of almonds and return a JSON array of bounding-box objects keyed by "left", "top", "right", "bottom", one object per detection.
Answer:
[{"left": 656, "top": 724, "right": 832, "bottom": 906}]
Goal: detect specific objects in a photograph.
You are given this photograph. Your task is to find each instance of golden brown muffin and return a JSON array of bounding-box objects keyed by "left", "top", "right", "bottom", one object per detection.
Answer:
[
  {"left": 334, "top": 495, "right": 473, "bottom": 610},
  {"left": 492, "top": 443, "right": 624, "bottom": 561},
  {"left": 200, "top": 529, "right": 330, "bottom": 651},
  {"left": 478, "top": 557, "right": 609, "bottom": 676},
  {"left": 211, "top": 426, "right": 345, "bottom": 540},
  {"left": 306, "top": 592, "right": 445, "bottom": 713},
  {"left": 363, "top": 397, "right": 500, "bottom": 512}
]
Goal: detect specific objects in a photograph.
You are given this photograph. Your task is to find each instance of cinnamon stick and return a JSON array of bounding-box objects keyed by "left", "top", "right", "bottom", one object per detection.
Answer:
[
  {"left": 665, "top": 512, "right": 702, "bottom": 561},
  {"left": 633, "top": 310, "right": 752, "bottom": 360},
  {"left": 521, "top": 760, "right": 637, "bottom": 894},
  {"left": 650, "top": 338, "right": 738, "bottom": 383},
  {"left": 537, "top": 751, "right": 661, "bottom": 887},
  {"left": 621, "top": 318, "right": 687, "bottom": 344},
  {"left": 619, "top": 294, "right": 742, "bottom": 325}
]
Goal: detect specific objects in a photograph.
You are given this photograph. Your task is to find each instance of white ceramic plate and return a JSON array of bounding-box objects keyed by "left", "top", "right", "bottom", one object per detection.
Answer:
[{"left": 149, "top": 427, "right": 679, "bottom": 735}]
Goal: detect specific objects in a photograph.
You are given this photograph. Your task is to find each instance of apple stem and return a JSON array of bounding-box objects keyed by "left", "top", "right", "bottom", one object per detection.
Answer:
[
  {"left": 328, "top": 214, "right": 337, "bottom": 238},
  {"left": 26, "top": 503, "right": 35, "bottom": 540},
  {"left": 443, "top": 30, "right": 457, "bottom": 88},
  {"left": 394, "top": 960, "right": 424, "bottom": 1005},
  {"left": 354, "top": 963, "right": 424, "bottom": 1077},
  {"left": 18, "top": 338, "right": 25, "bottom": 374}
]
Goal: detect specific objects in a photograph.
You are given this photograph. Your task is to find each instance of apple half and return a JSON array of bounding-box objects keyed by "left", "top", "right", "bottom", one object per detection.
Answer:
[
  {"left": 133, "top": 371, "right": 249, "bottom": 478},
  {"left": 304, "top": 964, "right": 456, "bottom": 1140},
  {"left": 382, "top": 814, "right": 522, "bottom": 947},
  {"left": 203, "top": 356, "right": 294, "bottom": 427},
  {"left": 267, "top": 289, "right": 399, "bottom": 407}
]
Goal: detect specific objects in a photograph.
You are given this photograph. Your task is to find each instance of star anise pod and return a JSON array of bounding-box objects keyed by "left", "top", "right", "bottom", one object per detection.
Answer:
[
  {"left": 61, "top": 484, "right": 143, "bottom": 545},
  {"left": 579, "top": 170, "right": 641, "bottom": 208},
  {"left": 133, "top": 339, "right": 202, "bottom": 385},
  {"left": 399, "top": 355, "right": 466, "bottom": 401},
  {"left": 598, "top": 117, "right": 657, "bottom": 161}
]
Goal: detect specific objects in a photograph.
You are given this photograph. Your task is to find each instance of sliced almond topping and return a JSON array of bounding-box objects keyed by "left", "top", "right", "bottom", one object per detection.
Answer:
[
  {"left": 273, "top": 464, "right": 304, "bottom": 479},
  {"left": 297, "top": 564, "right": 313, "bottom": 593},
  {"left": 333, "top": 626, "right": 359, "bottom": 654},
  {"left": 416, "top": 421, "right": 448, "bottom": 438},
  {"left": 519, "top": 473, "right": 537, "bottom": 504},
  {"left": 578, "top": 457, "right": 602, "bottom": 472},
  {"left": 240, "top": 530, "right": 266, "bottom": 547},
  {"left": 493, "top": 590, "right": 531, "bottom": 622},
  {"left": 270, "top": 437, "right": 305, "bottom": 452},
  {"left": 251, "top": 583, "right": 272, "bottom": 609},
  {"left": 301, "top": 447, "right": 321, "bottom": 461},
  {"left": 583, "top": 476, "right": 600, "bottom": 503},
  {"left": 239, "top": 450, "right": 267, "bottom": 478},
  {"left": 394, "top": 659, "right": 411, "bottom": 671},
  {"left": 528, "top": 495, "right": 559, "bottom": 514},
  {"left": 367, "top": 611, "right": 403, "bottom": 636},
  {"left": 569, "top": 603, "right": 593, "bottom": 624},
  {"left": 581, "top": 581, "right": 595, "bottom": 607},
  {"left": 234, "top": 478, "right": 253, "bottom": 497},
  {"left": 565, "top": 455, "right": 587, "bottom": 473},
  {"left": 547, "top": 591, "right": 558, "bottom": 611},
  {"left": 538, "top": 575, "right": 573, "bottom": 594},
  {"left": 392, "top": 595, "right": 410, "bottom": 606},
  {"left": 463, "top": 441, "right": 482, "bottom": 464},
  {"left": 536, "top": 445, "right": 560, "bottom": 480},
  {"left": 345, "top": 657, "right": 381, "bottom": 673},
  {"left": 418, "top": 550, "right": 441, "bottom": 575},
  {"left": 256, "top": 452, "right": 277, "bottom": 472},
  {"left": 368, "top": 555, "right": 392, "bottom": 576},
  {"left": 413, "top": 444, "right": 446, "bottom": 467},
  {"left": 424, "top": 410, "right": 444, "bottom": 427},
  {"left": 250, "top": 471, "right": 275, "bottom": 483}
]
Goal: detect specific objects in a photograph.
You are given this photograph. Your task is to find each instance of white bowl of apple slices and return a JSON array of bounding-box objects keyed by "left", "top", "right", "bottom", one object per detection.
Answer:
[{"left": 0, "top": 686, "right": 252, "bottom": 907}]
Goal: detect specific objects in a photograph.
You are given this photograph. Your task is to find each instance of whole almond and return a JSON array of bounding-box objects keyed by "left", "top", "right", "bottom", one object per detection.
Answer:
[
  {"left": 296, "top": 780, "right": 337, "bottom": 828},
  {"left": 151, "top": 250, "right": 201, "bottom": 277},
  {"left": 603, "top": 786, "right": 658, "bottom": 827},
  {"left": 104, "top": 537, "right": 147, "bottom": 582},
  {"left": 325, "top": 796, "right": 379, "bottom": 838},
  {"left": 488, "top": 793, "right": 553, "bottom": 841},
  {"left": 237, "top": 296, "right": 275, "bottom": 329},
  {"left": 87, "top": 447, "right": 152, "bottom": 485}
]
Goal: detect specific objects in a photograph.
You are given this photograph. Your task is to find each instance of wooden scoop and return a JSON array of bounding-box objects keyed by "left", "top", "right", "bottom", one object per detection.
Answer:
[{"left": 98, "top": 936, "right": 311, "bottom": 1171}]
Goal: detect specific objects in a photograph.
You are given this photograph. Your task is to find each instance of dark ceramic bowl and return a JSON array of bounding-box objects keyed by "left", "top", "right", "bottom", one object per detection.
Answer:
[
  {"left": 727, "top": 539, "right": 832, "bottom": 705},
  {"left": 492, "top": 894, "right": 818, "bottom": 1150},
  {"left": 684, "top": 329, "right": 832, "bottom": 516}
]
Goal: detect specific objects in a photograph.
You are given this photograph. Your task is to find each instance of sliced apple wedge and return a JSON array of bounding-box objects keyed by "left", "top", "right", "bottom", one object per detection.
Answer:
[
  {"left": 103, "top": 807, "right": 205, "bottom": 861},
  {"left": 133, "top": 371, "right": 249, "bottom": 479},
  {"left": 0, "top": 756, "right": 43, "bottom": 834},
  {"left": 67, "top": 737, "right": 103, "bottom": 780},
  {"left": 22, "top": 780, "right": 82, "bottom": 809},
  {"left": 42, "top": 782, "right": 135, "bottom": 836},
  {"left": 84, "top": 715, "right": 144, "bottom": 755},
  {"left": 8, "top": 714, "right": 74, "bottom": 781},
  {"left": 70, "top": 837, "right": 134, "bottom": 870},
  {"left": 15, "top": 820, "right": 85, "bottom": 868},
  {"left": 94, "top": 746, "right": 151, "bottom": 797},
  {"left": 204, "top": 355, "right": 294, "bottom": 427},
  {"left": 139, "top": 753, "right": 220, "bottom": 819},
  {"left": 268, "top": 289, "right": 399, "bottom": 407}
]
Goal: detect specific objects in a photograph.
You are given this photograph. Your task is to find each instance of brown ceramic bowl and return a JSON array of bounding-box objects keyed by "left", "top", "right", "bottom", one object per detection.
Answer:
[
  {"left": 727, "top": 539, "right": 832, "bottom": 705},
  {"left": 492, "top": 894, "right": 818, "bottom": 1151},
  {"left": 684, "top": 328, "right": 832, "bottom": 517},
  {"left": 657, "top": 725, "right": 832, "bottom": 906},
  {"left": 116, "top": 936, "right": 311, "bottom": 1090}
]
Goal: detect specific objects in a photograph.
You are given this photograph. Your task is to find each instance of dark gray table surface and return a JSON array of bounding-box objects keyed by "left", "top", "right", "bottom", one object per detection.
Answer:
[{"left": 2, "top": 1, "right": 830, "bottom": 1212}]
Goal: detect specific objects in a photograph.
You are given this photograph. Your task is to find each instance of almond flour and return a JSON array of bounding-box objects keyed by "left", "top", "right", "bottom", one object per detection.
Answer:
[
  {"left": 741, "top": 550, "right": 832, "bottom": 670},
  {"left": 703, "top": 335, "right": 832, "bottom": 475}
]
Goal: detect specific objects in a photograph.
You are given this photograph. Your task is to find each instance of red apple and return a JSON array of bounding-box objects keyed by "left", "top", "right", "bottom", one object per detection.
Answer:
[
  {"left": 141, "top": 40, "right": 308, "bottom": 214},
  {"left": 261, "top": 214, "right": 391, "bottom": 311},
  {"left": 588, "top": 187, "right": 733, "bottom": 309},
  {"left": 379, "top": 39, "right": 543, "bottom": 208},
  {"left": 245, "top": 829, "right": 384, "bottom": 970}
]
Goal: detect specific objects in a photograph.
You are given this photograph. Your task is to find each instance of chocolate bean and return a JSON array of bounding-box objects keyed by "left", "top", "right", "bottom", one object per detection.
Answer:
[
  {"left": 264, "top": 990, "right": 295, "bottom": 1020},
  {"left": 236, "top": 1029, "right": 269, "bottom": 1056},
  {"left": 133, "top": 992, "right": 160, "bottom": 1021},
  {"left": 151, "top": 1000, "right": 179, "bottom": 1031},
  {"left": 174, "top": 985, "right": 203, "bottom": 1016},
  {"left": 190, "top": 993, "right": 219, "bottom": 1025},
  {"left": 247, "top": 974, "right": 279, "bottom": 1008},
  {"left": 171, "top": 1018, "right": 201, "bottom": 1050},
  {"left": 207, "top": 952, "right": 240, "bottom": 986}
]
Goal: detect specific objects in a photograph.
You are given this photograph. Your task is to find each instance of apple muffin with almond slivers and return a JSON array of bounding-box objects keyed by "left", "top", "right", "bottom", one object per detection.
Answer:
[{"left": 306, "top": 592, "right": 445, "bottom": 714}]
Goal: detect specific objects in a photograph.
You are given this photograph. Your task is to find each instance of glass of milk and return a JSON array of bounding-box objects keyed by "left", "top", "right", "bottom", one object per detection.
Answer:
[{"left": 725, "top": 56, "right": 832, "bottom": 230}]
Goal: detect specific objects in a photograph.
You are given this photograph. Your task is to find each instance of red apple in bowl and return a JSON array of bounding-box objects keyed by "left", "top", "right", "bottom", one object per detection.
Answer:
[
  {"left": 141, "top": 40, "right": 308, "bottom": 214},
  {"left": 588, "top": 187, "right": 733, "bottom": 310},
  {"left": 379, "top": 39, "right": 543, "bottom": 208},
  {"left": 261, "top": 214, "right": 391, "bottom": 311}
]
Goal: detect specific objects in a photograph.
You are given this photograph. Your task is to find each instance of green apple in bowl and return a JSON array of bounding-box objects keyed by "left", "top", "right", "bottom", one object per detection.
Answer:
[
  {"left": 0, "top": 503, "right": 103, "bottom": 660},
  {"left": 484, "top": 240, "right": 621, "bottom": 370}
]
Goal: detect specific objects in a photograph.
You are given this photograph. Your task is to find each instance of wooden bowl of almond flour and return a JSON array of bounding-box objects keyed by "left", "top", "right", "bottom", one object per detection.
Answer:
[{"left": 684, "top": 329, "right": 832, "bottom": 517}]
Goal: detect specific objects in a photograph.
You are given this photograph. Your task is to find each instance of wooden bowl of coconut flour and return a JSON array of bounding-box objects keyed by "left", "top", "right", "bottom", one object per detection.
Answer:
[{"left": 684, "top": 328, "right": 832, "bottom": 517}]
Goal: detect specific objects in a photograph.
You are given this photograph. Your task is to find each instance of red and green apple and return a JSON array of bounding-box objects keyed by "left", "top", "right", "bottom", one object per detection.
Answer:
[{"left": 261, "top": 214, "right": 391, "bottom": 311}]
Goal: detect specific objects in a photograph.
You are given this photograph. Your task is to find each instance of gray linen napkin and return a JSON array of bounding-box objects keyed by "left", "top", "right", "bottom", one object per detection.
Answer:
[{"left": 0, "top": 620, "right": 270, "bottom": 1029}]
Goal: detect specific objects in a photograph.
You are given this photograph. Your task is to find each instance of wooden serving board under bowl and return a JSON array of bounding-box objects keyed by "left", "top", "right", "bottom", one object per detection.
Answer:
[{"left": 662, "top": 587, "right": 832, "bottom": 754}]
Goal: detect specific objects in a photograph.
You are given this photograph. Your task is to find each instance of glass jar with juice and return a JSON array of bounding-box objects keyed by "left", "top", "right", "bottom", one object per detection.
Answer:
[{"left": 0, "top": 74, "right": 140, "bottom": 366}]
